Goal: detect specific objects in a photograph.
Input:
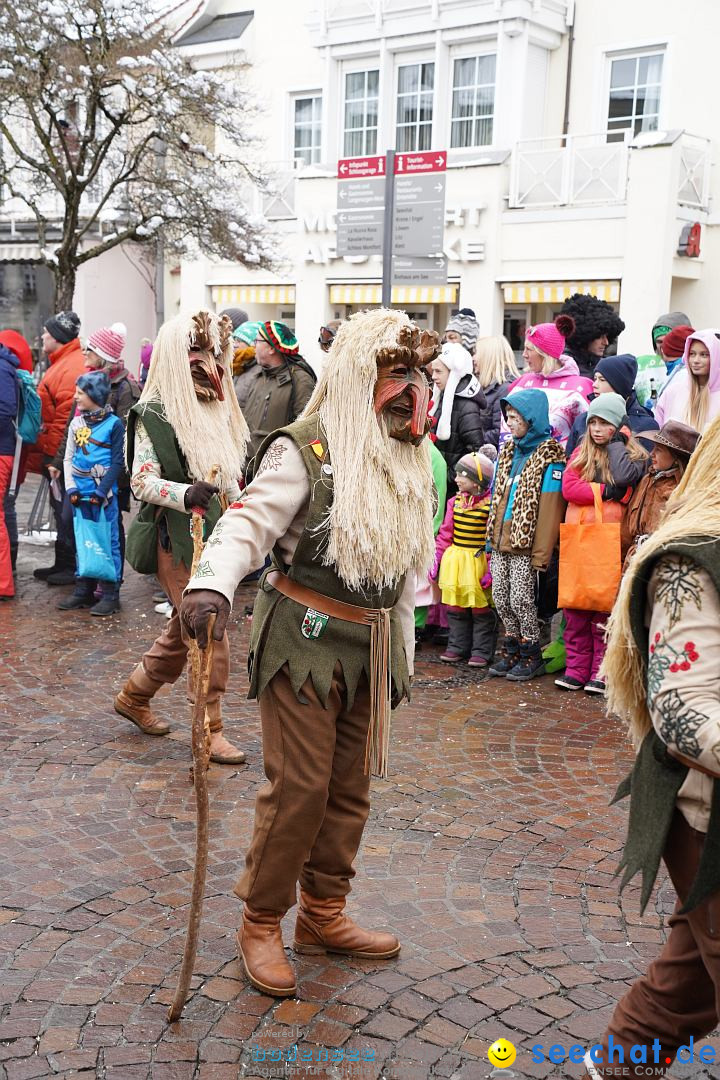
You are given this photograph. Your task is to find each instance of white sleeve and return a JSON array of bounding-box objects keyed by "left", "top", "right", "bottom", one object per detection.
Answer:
[
  {"left": 129, "top": 418, "right": 190, "bottom": 512},
  {"left": 395, "top": 575, "right": 417, "bottom": 678},
  {"left": 649, "top": 556, "right": 720, "bottom": 776},
  {"left": 185, "top": 436, "right": 309, "bottom": 606},
  {"left": 63, "top": 421, "right": 76, "bottom": 490}
]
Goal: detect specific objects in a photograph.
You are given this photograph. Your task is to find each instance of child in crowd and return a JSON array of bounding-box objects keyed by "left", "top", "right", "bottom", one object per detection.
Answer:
[
  {"left": 557, "top": 393, "right": 647, "bottom": 694},
  {"left": 431, "top": 448, "right": 497, "bottom": 669},
  {"left": 60, "top": 371, "right": 124, "bottom": 616},
  {"left": 621, "top": 419, "right": 699, "bottom": 569},
  {"left": 565, "top": 353, "right": 658, "bottom": 455},
  {"left": 487, "top": 389, "right": 567, "bottom": 681}
]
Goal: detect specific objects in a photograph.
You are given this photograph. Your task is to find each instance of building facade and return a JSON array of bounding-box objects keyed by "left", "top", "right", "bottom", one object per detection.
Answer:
[{"left": 177, "top": 0, "right": 719, "bottom": 365}]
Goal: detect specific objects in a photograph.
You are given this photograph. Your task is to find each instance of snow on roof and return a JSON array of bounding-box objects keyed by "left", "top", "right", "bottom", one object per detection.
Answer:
[{"left": 175, "top": 10, "right": 253, "bottom": 45}]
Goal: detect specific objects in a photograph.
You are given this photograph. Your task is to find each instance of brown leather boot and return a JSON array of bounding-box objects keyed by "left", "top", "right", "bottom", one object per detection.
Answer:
[
  {"left": 237, "top": 906, "right": 296, "bottom": 997},
  {"left": 114, "top": 664, "right": 171, "bottom": 736},
  {"left": 205, "top": 701, "right": 245, "bottom": 764},
  {"left": 293, "top": 890, "right": 400, "bottom": 959}
]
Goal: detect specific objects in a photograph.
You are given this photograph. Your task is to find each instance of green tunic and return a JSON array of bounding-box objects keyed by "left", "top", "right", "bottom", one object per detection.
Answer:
[
  {"left": 247, "top": 414, "right": 411, "bottom": 712},
  {"left": 124, "top": 402, "right": 223, "bottom": 573}
]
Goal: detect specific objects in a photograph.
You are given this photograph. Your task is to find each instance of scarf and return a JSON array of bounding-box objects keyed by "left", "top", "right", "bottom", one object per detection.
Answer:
[
  {"left": 487, "top": 437, "right": 566, "bottom": 550},
  {"left": 80, "top": 404, "right": 113, "bottom": 424}
]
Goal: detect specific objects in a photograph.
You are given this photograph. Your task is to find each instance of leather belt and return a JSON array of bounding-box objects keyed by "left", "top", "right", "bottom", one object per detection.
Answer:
[{"left": 265, "top": 569, "right": 386, "bottom": 626}]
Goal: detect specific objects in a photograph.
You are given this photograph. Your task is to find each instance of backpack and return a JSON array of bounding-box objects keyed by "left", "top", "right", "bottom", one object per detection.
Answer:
[{"left": 15, "top": 369, "right": 42, "bottom": 444}]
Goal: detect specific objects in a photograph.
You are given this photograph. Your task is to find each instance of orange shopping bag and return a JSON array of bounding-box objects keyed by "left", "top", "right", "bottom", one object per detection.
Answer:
[{"left": 558, "top": 483, "right": 622, "bottom": 612}]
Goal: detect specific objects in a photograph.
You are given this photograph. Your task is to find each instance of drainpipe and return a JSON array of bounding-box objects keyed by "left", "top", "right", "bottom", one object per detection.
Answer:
[{"left": 562, "top": 1, "right": 575, "bottom": 136}]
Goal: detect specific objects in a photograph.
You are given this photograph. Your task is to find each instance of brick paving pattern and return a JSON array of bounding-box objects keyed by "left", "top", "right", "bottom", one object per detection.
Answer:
[{"left": 1, "top": 489, "right": 717, "bottom": 1078}]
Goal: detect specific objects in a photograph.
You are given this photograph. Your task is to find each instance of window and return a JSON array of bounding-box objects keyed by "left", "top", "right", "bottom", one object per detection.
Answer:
[
  {"left": 343, "top": 70, "right": 379, "bottom": 156},
  {"left": 396, "top": 62, "right": 434, "bottom": 152},
  {"left": 450, "top": 55, "right": 496, "bottom": 149},
  {"left": 293, "top": 95, "right": 322, "bottom": 166},
  {"left": 607, "top": 51, "right": 663, "bottom": 143}
]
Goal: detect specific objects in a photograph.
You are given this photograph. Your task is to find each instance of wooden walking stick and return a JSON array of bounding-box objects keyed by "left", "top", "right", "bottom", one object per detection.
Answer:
[{"left": 167, "top": 467, "right": 223, "bottom": 1024}]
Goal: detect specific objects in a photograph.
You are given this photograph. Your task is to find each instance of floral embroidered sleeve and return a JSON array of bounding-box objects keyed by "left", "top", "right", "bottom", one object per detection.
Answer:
[
  {"left": 648, "top": 555, "right": 720, "bottom": 775},
  {"left": 130, "top": 418, "right": 190, "bottom": 512}
]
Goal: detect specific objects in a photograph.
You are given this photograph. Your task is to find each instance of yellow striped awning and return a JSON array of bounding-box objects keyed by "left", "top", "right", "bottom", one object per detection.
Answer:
[
  {"left": 329, "top": 284, "right": 458, "bottom": 304},
  {"left": 502, "top": 281, "right": 621, "bottom": 305},
  {"left": 211, "top": 285, "right": 296, "bottom": 305}
]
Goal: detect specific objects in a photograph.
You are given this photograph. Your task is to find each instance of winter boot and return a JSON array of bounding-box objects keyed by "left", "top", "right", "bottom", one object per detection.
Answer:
[
  {"left": 10, "top": 543, "right": 17, "bottom": 574},
  {"left": 506, "top": 641, "right": 546, "bottom": 682},
  {"left": 293, "top": 890, "right": 400, "bottom": 959},
  {"left": 113, "top": 664, "right": 171, "bottom": 736},
  {"left": 91, "top": 586, "right": 120, "bottom": 617},
  {"left": 58, "top": 586, "right": 94, "bottom": 610},
  {"left": 46, "top": 568, "right": 77, "bottom": 586},
  {"left": 237, "top": 906, "right": 296, "bottom": 997},
  {"left": 34, "top": 562, "right": 63, "bottom": 580},
  {"left": 488, "top": 636, "right": 520, "bottom": 677},
  {"left": 205, "top": 700, "right": 245, "bottom": 764}
]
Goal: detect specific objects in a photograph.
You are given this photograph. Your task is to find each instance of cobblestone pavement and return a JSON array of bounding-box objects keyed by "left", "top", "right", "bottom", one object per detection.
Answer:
[{"left": 0, "top": 506, "right": 717, "bottom": 1079}]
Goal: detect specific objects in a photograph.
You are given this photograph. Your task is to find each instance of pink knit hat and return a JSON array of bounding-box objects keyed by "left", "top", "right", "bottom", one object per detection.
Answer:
[
  {"left": 525, "top": 314, "right": 575, "bottom": 360},
  {"left": 86, "top": 322, "right": 126, "bottom": 365}
]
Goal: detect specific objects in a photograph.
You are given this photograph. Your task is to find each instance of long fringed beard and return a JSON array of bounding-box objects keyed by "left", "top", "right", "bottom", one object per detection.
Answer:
[
  {"left": 316, "top": 405, "right": 435, "bottom": 594},
  {"left": 139, "top": 313, "right": 249, "bottom": 489}
]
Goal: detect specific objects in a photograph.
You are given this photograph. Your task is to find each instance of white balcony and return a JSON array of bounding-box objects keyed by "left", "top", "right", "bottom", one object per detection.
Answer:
[
  {"left": 677, "top": 133, "right": 711, "bottom": 210},
  {"left": 509, "top": 131, "right": 630, "bottom": 210}
]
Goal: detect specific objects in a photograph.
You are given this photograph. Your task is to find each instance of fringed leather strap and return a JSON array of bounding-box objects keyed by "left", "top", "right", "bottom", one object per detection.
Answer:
[{"left": 366, "top": 609, "right": 392, "bottom": 779}]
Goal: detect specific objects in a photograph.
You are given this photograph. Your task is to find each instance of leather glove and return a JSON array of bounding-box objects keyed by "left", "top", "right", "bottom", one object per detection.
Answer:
[
  {"left": 184, "top": 481, "right": 220, "bottom": 512},
  {"left": 602, "top": 483, "right": 628, "bottom": 502},
  {"left": 180, "top": 589, "right": 230, "bottom": 649}
]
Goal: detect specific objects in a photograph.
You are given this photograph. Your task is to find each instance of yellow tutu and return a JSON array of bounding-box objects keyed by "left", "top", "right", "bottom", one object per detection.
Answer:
[{"left": 438, "top": 545, "right": 490, "bottom": 608}]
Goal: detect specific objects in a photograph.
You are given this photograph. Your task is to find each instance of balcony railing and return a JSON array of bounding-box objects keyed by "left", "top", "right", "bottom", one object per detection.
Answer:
[
  {"left": 509, "top": 131, "right": 629, "bottom": 209},
  {"left": 677, "top": 133, "right": 711, "bottom": 210}
]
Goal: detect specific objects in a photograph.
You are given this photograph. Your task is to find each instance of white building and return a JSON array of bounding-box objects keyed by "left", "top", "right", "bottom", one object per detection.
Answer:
[{"left": 174, "top": 0, "right": 720, "bottom": 367}]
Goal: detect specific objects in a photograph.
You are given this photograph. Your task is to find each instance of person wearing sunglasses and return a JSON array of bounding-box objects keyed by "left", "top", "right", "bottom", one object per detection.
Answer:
[{"left": 318, "top": 320, "right": 342, "bottom": 354}]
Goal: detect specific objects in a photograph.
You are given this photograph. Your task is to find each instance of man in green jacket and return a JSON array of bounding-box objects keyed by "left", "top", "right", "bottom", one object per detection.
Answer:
[{"left": 242, "top": 322, "right": 316, "bottom": 466}]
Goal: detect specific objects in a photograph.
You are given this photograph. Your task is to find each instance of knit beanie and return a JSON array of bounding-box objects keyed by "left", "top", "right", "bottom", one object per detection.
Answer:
[
  {"left": 257, "top": 320, "right": 299, "bottom": 357},
  {"left": 220, "top": 307, "right": 249, "bottom": 331},
  {"left": 140, "top": 341, "right": 153, "bottom": 371},
  {"left": 445, "top": 308, "right": 479, "bottom": 353},
  {"left": 233, "top": 320, "right": 263, "bottom": 346},
  {"left": 456, "top": 443, "right": 497, "bottom": 487},
  {"left": 525, "top": 314, "right": 575, "bottom": 361},
  {"left": 652, "top": 311, "right": 691, "bottom": 351},
  {"left": 86, "top": 322, "right": 126, "bottom": 366},
  {"left": 586, "top": 392, "right": 626, "bottom": 430},
  {"left": 660, "top": 324, "right": 695, "bottom": 359},
  {"left": 45, "top": 310, "right": 80, "bottom": 345},
  {"left": 77, "top": 370, "right": 111, "bottom": 407},
  {"left": 595, "top": 353, "right": 637, "bottom": 400},
  {"left": 430, "top": 342, "right": 474, "bottom": 441}
]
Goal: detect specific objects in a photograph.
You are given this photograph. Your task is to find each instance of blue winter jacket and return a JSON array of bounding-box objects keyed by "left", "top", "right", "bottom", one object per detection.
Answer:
[{"left": 0, "top": 345, "right": 19, "bottom": 457}]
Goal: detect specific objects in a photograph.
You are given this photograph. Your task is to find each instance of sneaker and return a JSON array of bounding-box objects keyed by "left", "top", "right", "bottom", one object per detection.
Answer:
[
  {"left": 585, "top": 679, "right": 606, "bottom": 696},
  {"left": 440, "top": 650, "right": 466, "bottom": 664},
  {"left": 90, "top": 597, "right": 121, "bottom": 617},
  {"left": 155, "top": 601, "right": 173, "bottom": 616},
  {"left": 152, "top": 590, "right": 168, "bottom": 603},
  {"left": 555, "top": 675, "right": 585, "bottom": 691},
  {"left": 467, "top": 655, "right": 489, "bottom": 668}
]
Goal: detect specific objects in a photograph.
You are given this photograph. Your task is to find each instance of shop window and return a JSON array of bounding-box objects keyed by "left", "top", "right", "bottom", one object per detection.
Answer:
[
  {"left": 343, "top": 70, "right": 379, "bottom": 157},
  {"left": 293, "top": 95, "right": 322, "bottom": 166},
  {"left": 607, "top": 51, "right": 663, "bottom": 143},
  {"left": 450, "top": 55, "right": 496, "bottom": 149},
  {"left": 396, "top": 62, "right": 434, "bottom": 152}
]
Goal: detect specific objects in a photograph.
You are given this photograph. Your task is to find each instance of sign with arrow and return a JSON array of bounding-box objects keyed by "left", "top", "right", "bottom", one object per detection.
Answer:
[{"left": 336, "top": 156, "right": 387, "bottom": 257}]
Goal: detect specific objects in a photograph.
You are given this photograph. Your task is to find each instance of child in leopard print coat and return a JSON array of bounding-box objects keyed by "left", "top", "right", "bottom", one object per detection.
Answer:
[{"left": 486, "top": 388, "right": 566, "bottom": 681}]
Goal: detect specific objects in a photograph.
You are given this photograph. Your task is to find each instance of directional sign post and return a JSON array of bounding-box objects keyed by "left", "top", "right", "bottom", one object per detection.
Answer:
[
  {"left": 336, "top": 148, "right": 448, "bottom": 300},
  {"left": 336, "top": 155, "right": 387, "bottom": 258},
  {"left": 392, "top": 151, "right": 447, "bottom": 286}
]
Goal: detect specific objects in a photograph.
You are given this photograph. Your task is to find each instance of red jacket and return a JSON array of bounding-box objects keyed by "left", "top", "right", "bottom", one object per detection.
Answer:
[{"left": 27, "top": 338, "right": 86, "bottom": 471}]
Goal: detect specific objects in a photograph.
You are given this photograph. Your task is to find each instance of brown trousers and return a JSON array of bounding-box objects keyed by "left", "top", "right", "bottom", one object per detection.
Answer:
[
  {"left": 597, "top": 812, "right": 720, "bottom": 1077},
  {"left": 235, "top": 664, "right": 371, "bottom": 913},
  {"left": 141, "top": 543, "right": 229, "bottom": 729}
]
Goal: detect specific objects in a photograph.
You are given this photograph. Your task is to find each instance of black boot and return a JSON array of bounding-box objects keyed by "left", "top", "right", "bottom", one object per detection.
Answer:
[
  {"left": 10, "top": 544, "right": 17, "bottom": 574},
  {"left": 58, "top": 589, "right": 94, "bottom": 611},
  {"left": 506, "top": 640, "right": 546, "bottom": 682},
  {"left": 90, "top": 591, "right": 120, "bottom": 616},
  {"left": 488, "top": 636, "right": 519, "bottom": 677},
  {"left": 34, "top": 563, "right": 62, "bottom": 580}
]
